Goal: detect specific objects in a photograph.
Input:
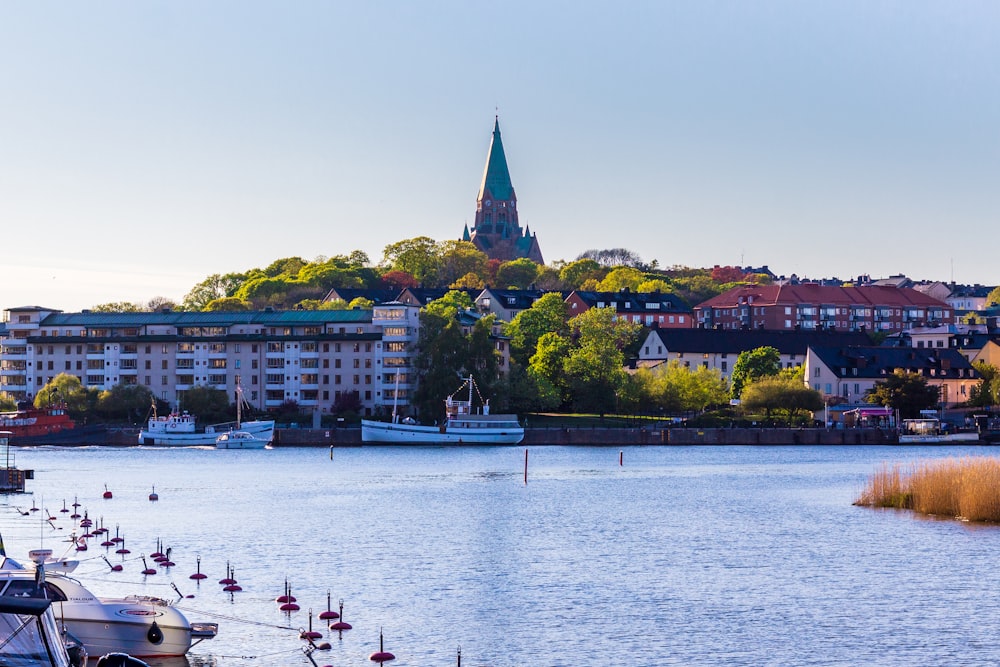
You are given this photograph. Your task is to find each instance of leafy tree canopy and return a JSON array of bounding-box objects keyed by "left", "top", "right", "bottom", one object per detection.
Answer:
[
  {"left": 865, "top": 370, "right": 941, "bottom": 419},
  {"left": 92, "top": 301, "right": 142, "bottom": 313},
  {"left": 496, "top": 258, "right": 540, "bottom": 290},
  {"left": 730, "top": 346, "right": 781, "bottom": 399},
  {"left": 740, "top": 376, "right": 824, "bottom": 422},
  {"left": 595, "top": 267, "right": 645, "bottom": 292},
  {"left": 504, "top": 292, "right": 570, "bottom": 366},
  {"left": 577, "top": 248, "right": 644, "bottom": 268},
  {"left": 558, "top": 258, "right": 604, "bottom": 289}
]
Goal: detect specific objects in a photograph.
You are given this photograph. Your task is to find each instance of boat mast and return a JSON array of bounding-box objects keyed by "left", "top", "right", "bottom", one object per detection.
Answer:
[
  {"left": 235, "top": 376, "right": 242, "bottom": 429},
  {"left": 392, "top": 372, "right": 400, "bottom": 424}
]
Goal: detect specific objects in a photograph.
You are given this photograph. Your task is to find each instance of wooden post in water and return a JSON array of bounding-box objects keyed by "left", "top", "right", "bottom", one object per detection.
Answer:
[
  {"left": 619, "top": 450, "right": 623, "bottom": 466},
  {"left": 523, "top": 449, "right": 528, "bottom": 485}
]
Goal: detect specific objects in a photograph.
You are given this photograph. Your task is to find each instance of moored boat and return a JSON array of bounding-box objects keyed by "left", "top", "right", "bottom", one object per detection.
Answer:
[
  {"left": 0, "top": 595, "right": 84, "bottom": 667},
  {"left": 215, "top": 383, "right": 273, "bottom": 449},
  {"left": 0, "top": 549, "right": 217, "bottom": 658},
  {"left": 898, "top": 418, "right": 981, "bottom": 444},
  {"left": 361, "top": 375, "right": 523, "bottom": 444},
  {"left": 0, "top": 401, "right": 76, "bottom": 440},
  {"left": 138, "top": 392, "right": 273, "bottom": 447}
]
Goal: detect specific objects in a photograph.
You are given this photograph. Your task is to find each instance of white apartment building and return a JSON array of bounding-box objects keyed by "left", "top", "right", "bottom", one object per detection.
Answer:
[{"left": 0, "top": 306, "right": 387, "bottom": 416}]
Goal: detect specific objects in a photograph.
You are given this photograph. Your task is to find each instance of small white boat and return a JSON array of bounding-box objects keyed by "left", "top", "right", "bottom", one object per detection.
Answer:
[
  {"left": 216, "top": 430, "right": 269, "bottom": 449},
  {"left": 216, "top": 383, "right": 273, "bottom": 449},
  {"left": 138, "top": 381, "right": 274, "bottom": 446},
  {"left": 898, "top": 418, "right": 981, "bottom": 444},
  {"left": 361, "top": 375, "right": 524, "bottom": 444},
  {"left": 0, "top": 549, "right": 217, "bottom": 659}
]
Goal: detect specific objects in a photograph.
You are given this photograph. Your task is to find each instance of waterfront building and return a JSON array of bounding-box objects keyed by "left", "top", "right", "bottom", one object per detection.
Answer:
[
  {"left": 635, "top": 328, "right": 871, "bottom": 382},
  {"left": 804, "top": 345, "right": 979, "bottom": 407},
  {"left": 463, "top": 118, "right": 543, "bottom": 264},
  {"left": 0, "top": 306, "right": 384, "bottom": 416}
]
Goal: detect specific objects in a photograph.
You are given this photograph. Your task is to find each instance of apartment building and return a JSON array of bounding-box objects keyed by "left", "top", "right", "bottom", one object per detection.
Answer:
[
  {"left": 695, "top": 284, "right": 952, "bottom": 332},
  {"left": 1, "top": 306, "right": 386, "bottom": 416}
]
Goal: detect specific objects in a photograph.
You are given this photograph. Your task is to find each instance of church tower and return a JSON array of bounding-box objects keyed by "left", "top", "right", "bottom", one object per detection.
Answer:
[{"left": 464, "top": 118, "right": 544, "bottom": 264}]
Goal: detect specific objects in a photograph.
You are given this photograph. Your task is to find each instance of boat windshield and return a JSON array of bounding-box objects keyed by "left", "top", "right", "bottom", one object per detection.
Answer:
[{"left": 0, "top": 600, "right": 71, "bottom": 666}]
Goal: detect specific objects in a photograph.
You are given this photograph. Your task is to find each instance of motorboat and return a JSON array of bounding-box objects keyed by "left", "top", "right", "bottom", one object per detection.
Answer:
[
  {"left": 216, "top": 382, "right": 273, "bottom": 449},
  {"left": 0, "top": 549, "right": 217, "bottom": 658},
  {"left": 0, "top": 595, "right": 84, "bottom": 667},
  {"left": 898, "top": 418, "right": 981, "bottom": 444},
  {"left": 361, "top": 375, "right": 524, "bottom": 444},
  {"left": 138, "top": 381, "right": 273, "bottom": 446},
  {"left": 216, "top": 430, "right": 269, "bottom": 449}
]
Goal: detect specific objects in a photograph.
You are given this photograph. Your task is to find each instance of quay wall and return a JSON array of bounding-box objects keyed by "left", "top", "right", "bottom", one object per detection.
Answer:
[{"left": 271, "top": 427, "right": 899, "bottom": 447}]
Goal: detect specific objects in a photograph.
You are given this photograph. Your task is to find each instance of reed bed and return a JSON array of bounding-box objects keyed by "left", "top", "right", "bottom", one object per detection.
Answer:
[{"left": 856, "top": 457, "right": 1000, "bottom": 522}]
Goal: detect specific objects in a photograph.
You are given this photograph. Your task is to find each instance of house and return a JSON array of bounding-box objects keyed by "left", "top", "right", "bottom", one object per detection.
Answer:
[
  {"left": 566, "top": 289, "right": 694, "bottom": 328},
  {"left": 804, "top": 346, "right": 979, "bottom": 407},
  {"left": 396, "top": 288, "right": 482, "bottom": 308},
  {"left": 635, "top": 328, "right": 871, "bottom": 381},
  {"left": 474, "top": 288, "right": 550, "bottom": 323},
  {"left": 694, "top": 284, "right": 952, "bottom": 333},
  {"left": 322, "top": 288, "right": 400, "bottom": 306}
]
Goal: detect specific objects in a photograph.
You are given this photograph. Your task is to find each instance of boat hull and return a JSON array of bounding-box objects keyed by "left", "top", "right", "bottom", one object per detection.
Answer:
[
  {"left": 139, "top": 420, "right": 274, "bottom": 446},
  {"left": 60, "top": 601, "right": 194, "bottom": 658},
  {"left": 361, "top": 419, "right": 524, "bottom": 444}
]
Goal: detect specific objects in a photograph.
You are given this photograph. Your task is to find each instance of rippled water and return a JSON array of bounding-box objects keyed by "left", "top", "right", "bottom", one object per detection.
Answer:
[{"left": 3, "top": 444, "right": 1000, "bottom": 666}]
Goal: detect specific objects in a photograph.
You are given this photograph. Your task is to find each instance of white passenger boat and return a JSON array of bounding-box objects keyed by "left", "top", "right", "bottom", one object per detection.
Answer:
[
  {"left": 0, "top": 549, "right": 217, "bottom": 659},
  {"left": 138, "top": 383, "right": 274, "bottom": 446},
  {"left": 898, "top": 418, "right": 981, "bottom": 444},
  {"left": 361, "top": 375, "right": 524, "bottom": 444}
]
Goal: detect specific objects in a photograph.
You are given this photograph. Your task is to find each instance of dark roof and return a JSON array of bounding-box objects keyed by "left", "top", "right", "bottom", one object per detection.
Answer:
[
  {"left": 571, "top": 289, "right": 692, "bottom": 313},
  {"left": 397, "top": 288, "right": 482, "bottom": 306},
  {"left": 477, "top": 288, "right": 548, "bottom": 310},
  {"left": 698, "top": 284, "right": 952, "bottom": 309},
  {"left": 39, "top": 309, "right": 372, "bottom": 327},
  {"left": 648, "top": 328, "right": 872, "bottom": 356},
  {"left": 809, "top": 346, "right": 978, "bottom": 379}
]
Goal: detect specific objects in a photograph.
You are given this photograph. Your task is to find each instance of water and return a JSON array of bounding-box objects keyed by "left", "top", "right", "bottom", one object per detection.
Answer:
[{"left": 3, "top": 444, "right": 1000, "bottom": 666}]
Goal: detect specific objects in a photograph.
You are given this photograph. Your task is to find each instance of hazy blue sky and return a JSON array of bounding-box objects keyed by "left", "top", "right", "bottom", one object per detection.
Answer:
[{"left": 2, "top": 2, "right": 998, "bottom": 311}]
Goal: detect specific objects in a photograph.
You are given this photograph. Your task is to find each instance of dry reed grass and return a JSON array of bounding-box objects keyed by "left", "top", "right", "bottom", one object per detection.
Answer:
[{"left": 856, "top": 457, "right": 1000, "bottom": 522}]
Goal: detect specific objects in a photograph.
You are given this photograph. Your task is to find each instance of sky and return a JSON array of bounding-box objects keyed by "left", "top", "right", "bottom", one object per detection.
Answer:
[{"left": 2, "top": 1, "right": 998, "bottom": 312}]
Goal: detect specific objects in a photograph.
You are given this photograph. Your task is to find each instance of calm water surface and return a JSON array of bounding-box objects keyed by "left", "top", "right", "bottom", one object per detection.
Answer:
[{"left": 3, "top": 444, "right": 1000, "bottom": 666}]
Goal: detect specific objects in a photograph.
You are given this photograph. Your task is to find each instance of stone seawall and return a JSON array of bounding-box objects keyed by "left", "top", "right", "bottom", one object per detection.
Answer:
[{"left": 272, "top": 427, "right": 899, "bottom": 447}]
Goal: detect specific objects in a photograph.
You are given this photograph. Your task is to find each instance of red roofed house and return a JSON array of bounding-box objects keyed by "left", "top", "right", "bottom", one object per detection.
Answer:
[{"left": 694, "top": 284, "right": 952, "bottom": 333}]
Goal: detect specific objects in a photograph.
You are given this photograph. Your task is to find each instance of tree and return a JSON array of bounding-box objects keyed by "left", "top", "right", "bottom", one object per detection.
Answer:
[
  {"left": 560, "top": 307, "right": 643, "bottom": 413},
  {"left": 204, "top": 297, "right": 251, "bottom": 311},
  {"left": 92, "top": 302, "right": 142, "bottom": 313},
  {"left": 730, "top": 346, "right": 781, "bottom": 399},
  {"left": 96, "top": 384, "right": 156, "bottom": 423},
  {"left": 411, "top": 311, "right": 474, "bottom": 421},
  {"left": 710, "top": 266, "right": 748, "bottom": 283},
  {"left": 35, "top": 374, "right": 93, "bottom": 419},
  {"left": 866, "top": 370, "right": 941, "bottom": 419},
  {"left": 424, "top": 290, "right": 474, "bottom": 319},
  {"left": 179, "top": 386, "right": 232, "bottom": 422},
  {"left": 740, "top": 376, "right": 823, "bottom": 424},
  {"left": 382, "top": 236, "right": 441, "bottom": 286},
  {"left": 986, "top": 286, "right": 1000, "bottom": 307},
  {"left": 558, "top": 258, "right": 603, "bottom": 289},
  {"left": 595, "top": 267, "right": 644, "bottom": 292},
  {"left": 630, "top": 361, "right": 729, "bottom": 414},
  {"left": 146, "top": 296, "right": 178, "bottom": 312},
  {"left": 0, "top": 393, "right": 17, "bottom": 411},
  {"left": 968, "top": 361, "right": 998, "bottom": 407},
  {"left": 437, "top": 240, "right": 489, "bottom": 287},
  {"left": 504, "top": 292, "right": 570, "bottom": 366},
  {"left": 637, "top": 279, "right": 672, "bottom": 293},
  {"left": 183, "top": 273, "right": 246, "bottom": 310},
  {"left": 577, "top": 248, "right": 643, "bottom": 268},
  {"left": 496, "top": 258, "right": 540, "bottom": 290},
  {"left": 380, "top": 270, "right": 418, "bottom": 290}
]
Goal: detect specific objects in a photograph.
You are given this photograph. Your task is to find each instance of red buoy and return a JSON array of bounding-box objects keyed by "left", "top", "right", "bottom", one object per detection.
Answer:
[
  {"left": 368, "top": 629, "right": 395, "bottom": 663},
  {"left": 103, "top": 484, "right": 113, "bottom": 499},
  {"left": 219, "top": 562, "right": 237, "bottom": 585},
  {"left": 149, "top": 486, "right": 158, "bottom": 502},
  {"left": 60, "top": 500, "right": 69, "bottom": 513},
  {"left": 300, "top": 610, "right": 323, "bottom": 640},
  {"left": 276, "top": 579, "right": 297, "bottom": 603},
  {"left": 190, "top": 556, "right": 207, "bottom": 580},
  {"left": 115, "top": 538, "right": 130, "bottom": 555},
  {"left": 329, "top": 601, "right": 351, "bottom": 631},
  {"left": 279, "top": 585, "right": 300, "bottom": 611},
  {"left": 141, "top": 556, "right": 157, "bottom": 576},
  {"left": 318, "top": 591, "right": 340, "bottom": 620},
  {"left": 102, "top": 556, "right": 123, "bottom": 572}
]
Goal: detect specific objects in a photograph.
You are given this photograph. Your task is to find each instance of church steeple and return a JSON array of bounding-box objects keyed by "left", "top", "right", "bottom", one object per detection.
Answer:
[
  {"left": 465, "top": 117, "right": 544, "bottom": 264},
  {"left": 478, "top": 116, "right": 514, "bottom": 202}
]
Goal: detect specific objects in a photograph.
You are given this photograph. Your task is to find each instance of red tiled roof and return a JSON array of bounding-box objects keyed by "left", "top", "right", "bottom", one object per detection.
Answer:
[{"left": 696, "top": 284, "right": 950, "bottom": 309}]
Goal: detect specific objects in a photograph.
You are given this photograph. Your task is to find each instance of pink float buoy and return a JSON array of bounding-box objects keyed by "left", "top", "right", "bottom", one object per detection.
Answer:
[
  {"left": 319, "top": 591, "right": 339, "bottom": 620},
  {"left": 190, "top": 556, "right": 207, "bottom": 580}
]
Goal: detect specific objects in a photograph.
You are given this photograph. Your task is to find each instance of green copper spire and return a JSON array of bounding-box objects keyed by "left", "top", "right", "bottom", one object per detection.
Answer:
[{"left": 478, "top": 117, "right": 514, "bottom": 201}]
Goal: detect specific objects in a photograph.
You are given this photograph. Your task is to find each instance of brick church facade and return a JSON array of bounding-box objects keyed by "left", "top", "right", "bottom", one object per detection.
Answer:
[{"left": 463, "top": 118, "right": 544, "bottom": 264}]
